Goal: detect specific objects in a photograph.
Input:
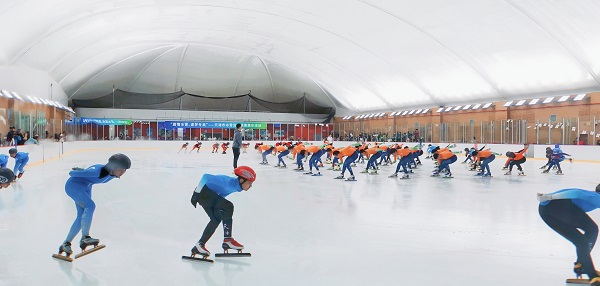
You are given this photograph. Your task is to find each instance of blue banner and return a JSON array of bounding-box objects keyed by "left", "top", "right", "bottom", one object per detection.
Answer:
[
  {"left": 163, "top": 121, "right": 266, "bottom": 129},
  {"left": 79, "top": 118, "right": 133, "bottom": 125}
]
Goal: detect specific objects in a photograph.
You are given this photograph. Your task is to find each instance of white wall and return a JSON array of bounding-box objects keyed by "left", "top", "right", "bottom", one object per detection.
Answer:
[
  {"left": 0, "top": 65, "right": 68, "bottom": 104},
  {"left": 75, "top": 107, "right": 330, "bottom": 123}
]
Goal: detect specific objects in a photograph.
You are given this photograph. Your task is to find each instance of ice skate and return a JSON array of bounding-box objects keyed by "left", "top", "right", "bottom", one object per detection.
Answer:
[
  {"left": 311, "top": 172, "right": 322, "bottom": 176},
  {"left": 182, "top": 243, "right": 214, "bottom": 263},
  {"left": 518, "top": 171, "right": 525, "bottom": 176},
  {"left": 333, "top": 166, "right": 341, "bottom": 171},
  {"left": 280, "top": 165, "right": 287, "bottom": 169},
  {"left": 304, "top": 171, "right": 313, "bottom": 175},
  {"left": 351, "top": 163, "right": 357, "bottom": 167},
  {"left": 369, "top": 170, "right": 378, "bottom": 175},
  {"left": 400, "top": 174, "right": 410, "bottom": 179},
  {"left": 431, "top": 172, "right": 440, "bottom": 177},
  {"left": 274, "top": 164, "right": 281, "bottom": 168},
  {"left": 556, "top": 170, "right": 563, "bottom": 175},
  {"left": 475, "top": 172, "right": 483, "bottom": 176},
  {"left": 501, "top": 167, "right": 508, "bottom": 170},
  {"left": 360, "top": 169, "right": 368, "bottom": 173},
  {"left": 539, "top": 165, "right": 547, "bottom": 169},
  {"left": 482, "top": 173, "right": 492, "bottom": 177},
  {"left": 216, "top": 238, "right": 251, "bottom": 257},
  {"left": 388, "top": 173, "right": 398, "bottom": 178},
  {"left": 552, "top": 166, "right": 558, "bottom": 170},
  {"left": 541, "top": 169, "right": 549, "bottom": 174},
  {"left": 444, "top": 173, "right": 453, "bottom": 178},
  {"left": 52, "top": 242, "right": 74, "bottom": 262},
  {"left": 334, "top": 175, "right": 345, "bottom": 179},
  {"left": 345, "top": 176, "right": 356, "bottom": 181},
  {"left": 17, "top": 171, "right": 24, "bottom": 179},
  {"left": 504, "top": 171, "right": 511, "bottom": 175},
  {"left": 74, "top": 236, "right": 105, "bottom": 259}
]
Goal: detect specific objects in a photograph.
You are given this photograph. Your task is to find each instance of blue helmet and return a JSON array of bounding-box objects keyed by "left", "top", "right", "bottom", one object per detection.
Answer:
[{"left": 554, "top": 144, "right": 560, "bottom": 148}]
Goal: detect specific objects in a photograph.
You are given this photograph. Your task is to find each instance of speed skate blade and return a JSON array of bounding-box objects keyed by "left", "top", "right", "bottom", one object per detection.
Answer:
[
  {"left": 182, "top": 255, "right": 214, "bottom": 263},
  {"left": 566, "top": 278, "right": 589, "bottom": 284},
  {"left": 215, "top": 252, "right": 251, "bottom": 258},
  {"left": 52, "top": 254, "right": 73, "bottom": 262},
  {"left": 74, "top": 245, "right": 106, "bottom": 259}
]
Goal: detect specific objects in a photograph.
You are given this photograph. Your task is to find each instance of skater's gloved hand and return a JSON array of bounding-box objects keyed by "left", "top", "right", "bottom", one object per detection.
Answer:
[
  {"left": 537, "top": 193, "right": 552, "bottom": 203},
  {"left": 191, "top": 191, "right": 201, "bottom": 208}
]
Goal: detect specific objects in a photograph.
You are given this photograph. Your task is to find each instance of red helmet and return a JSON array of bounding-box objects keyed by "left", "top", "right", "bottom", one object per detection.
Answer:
[{"left": 234, "top": 166, "right": 256, "bottom": 182}]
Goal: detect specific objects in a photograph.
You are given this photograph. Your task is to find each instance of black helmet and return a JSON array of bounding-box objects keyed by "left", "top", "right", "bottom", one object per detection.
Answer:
[
  {"left": 0, "top": 168, "right": 15, "bottom": 184},
  {"left": 506, "top": 151, "right": 515, "bottom": 158},
  {"left": 596, "top": 183, "right": 600, "bottom": 193},
  {"left": 8, "top": 148, "right": 18, "bottom": 155},
  {"left": 105, "top": 153, "right": 131, "bottom": 171}
]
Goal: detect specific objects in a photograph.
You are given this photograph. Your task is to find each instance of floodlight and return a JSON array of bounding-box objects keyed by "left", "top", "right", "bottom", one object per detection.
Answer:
[
  {"left": 482, "top": 103, "right": 492, "bottom": 108},
  {"left": 436, "top": 108, "right": 444, "bottom": 113},
  {"left": 1, "top": 90, "right": 13, "bottom": 98},
  {"left": 422, "top": 109, "right": 430, "bottom": 114},
  {"left": 558, "top": 96, "right": 570, "bottom": 102},
  {"left": 472, "top": 104, "right": 481, "bottom": 109},
  {"left": 529, "top": 99, "right": 539, "bottom": 105},
  {"left": 503, "top": 101, "right": 513, "bottom": 107},
  {"left": 444, "top": 107, "right": 452, "bottom": 112},
  {"left": 542, "top": 97, "right": 554, "bottom": 103},
  {"left": 574, "top": 94, "right": 586, "bottom": 101},
  {"left": 453, "top": 106, "right": 462, "bottom": 111},
  {"left": 515, "top": 100, "right": 526, "bottom": 106},
  {"left": 462, "top": 105, "right": 471, "bottom": 110},
  {"left": 408, "top": 110, "right": 415, "bottom": 115},
  {"left": 402, "top": 111, "right": 409, "bottom": 116},
  {"left": 416, "top": 109, "right": 422, "bottom": 114},
  {"left": 390, "top": 112, "right": 396, "bottom": 116}
]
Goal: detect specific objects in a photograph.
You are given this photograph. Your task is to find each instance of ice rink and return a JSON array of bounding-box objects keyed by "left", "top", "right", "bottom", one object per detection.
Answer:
[{"left": 0, "top": 141, "right": 599, "bottom": 286}]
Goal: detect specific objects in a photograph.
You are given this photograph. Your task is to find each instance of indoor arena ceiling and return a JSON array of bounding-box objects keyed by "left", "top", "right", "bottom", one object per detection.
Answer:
[{"left": 1, "top": 0, "right": 600, "bottom": 114}]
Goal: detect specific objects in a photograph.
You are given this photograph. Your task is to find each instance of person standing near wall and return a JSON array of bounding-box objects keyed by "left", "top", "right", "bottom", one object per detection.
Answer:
[{"left": 232, "top": 123, "right": 242, "bottom": 169}]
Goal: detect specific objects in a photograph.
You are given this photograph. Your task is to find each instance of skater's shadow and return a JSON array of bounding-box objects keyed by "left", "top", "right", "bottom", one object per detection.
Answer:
[{"left": 56, "top": 261, "right": 102, "bottom": 286}]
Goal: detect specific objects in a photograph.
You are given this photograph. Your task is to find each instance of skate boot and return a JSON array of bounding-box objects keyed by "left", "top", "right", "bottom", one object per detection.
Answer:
[
  {"left": 539, "top": 165, "right": 547, "bottom": 169},
  {"left": 223, "top": 237, "right": 244, "bottom": 253},
  {"left": 79, "top": 236, "right": 100, "bottom": 251},
  {"left": 518, "top": 171, "right": 525, "bottom": 176},
  {"left": 475, "top": 172, "right": 483, "bottom": 176},
  {"left": 431, "top": 172, "right": 440, "bottom": 177},
  {"left": 541, "top": 169, "right": 549, "bottom": 174},
  {"left": 483, "top": 173, "right": 492, "bottom": 177},
  {"left": 504, "top": 171, "right": 511, "bottom": 175},
  {"left": 401, "top": 174, "right": 410, "bottom": 179},
  {"left": 334, "top": 175, "right": 345, "bottom": 179},
  {"left": 556, "top": 170, "right": 563, "bottom": 175},
  {"left": 388, "top": 173, "right": 398, "bottom": 178},
  {"left": 280, "top": 165, "right": 287, "bottom": 169},
  {"left": 351, "top": 163, "right": 357, "bottom": 167},
  {"left": 501, "top": 167, "right": 508, "bottom": 170},
  {"left": 360, "top": 169, "right": 368, "bottom": 173},
  {"left": 59, "top": 241, "right": 73, "bottom": 256},
  {"left": 17, "top": 171, "right": 24, "bottom": 179},
  {"left": 311, "top": 172, "right": 322, "bottom": 176},
  {"left": 574, "top": 262, "right": 584, "bottom": 279},
  {"left": 345, "top": 176, "right": 356, "bottom": 181},
  {"left": 304, "top": 171, "right": 313, "bottom": 175},
  {"left": 444, "top": 172, "right": 452, "bottom": 178},
  {"left": 369, "top": 170, "right": 378, "bottom": 175},
  {"left": 191, "top": 242, "right": 211, "bottom": 257},
  {"left": 552, "top": 166, "right": 557, "bottom": 170}
]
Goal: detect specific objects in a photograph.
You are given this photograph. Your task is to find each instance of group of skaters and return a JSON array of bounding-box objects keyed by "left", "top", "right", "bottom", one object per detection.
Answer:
[
  {"left": 251, "top": 140, "right": 574, "bottom": 182},
  {"left": 0, "top": 147, "right": 30, "bottom": 187}
]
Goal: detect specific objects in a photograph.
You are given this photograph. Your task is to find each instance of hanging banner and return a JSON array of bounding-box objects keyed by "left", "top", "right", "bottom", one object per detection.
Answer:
[
  {"left": 163, "top": 121, "right": 266, "bottom": 129},
  {"left": 79, "top": 117, "right": 133, "bottom": 125}
]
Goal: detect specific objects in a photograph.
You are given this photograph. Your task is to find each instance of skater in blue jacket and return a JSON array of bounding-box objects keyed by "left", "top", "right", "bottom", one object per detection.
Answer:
[
  {"left": 8, "top": 148, "right": 29, "bottom": 180},
  {"left": 0, "top": 168, "right": 16, "bottom": 189},
  {"left": 538, "top": 185, "right": 600, "bottom": 284},
  {"left": 55, "top": 153, "right": 131, "bottom": 259}
]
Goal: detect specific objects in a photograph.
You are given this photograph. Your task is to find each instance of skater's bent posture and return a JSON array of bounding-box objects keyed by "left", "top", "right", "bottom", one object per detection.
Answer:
[
  {"left": 189, "top": 166, "right": 256, "bottom": 257},
  {"left": 9, "top": 148, "right": 29, "bottom": 179},
  {"left": 538, "top": 185, "right": 600, "bottom": 285},
  {"left": 57, "top": 154, "right": 131, "bottom": 257},
  {"left": 0, "top": 168, "right": 16, "bottom": 189}
]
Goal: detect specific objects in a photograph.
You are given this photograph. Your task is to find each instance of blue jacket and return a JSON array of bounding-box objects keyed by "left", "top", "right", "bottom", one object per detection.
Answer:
[
  {"left": 0, "top": 154, "right": 8, "bottom": 168},
  {"left": 67, "top": 164, "right": 115, "bottom": 188},
  {"left": 541, "top": 188, "right": 600, "bottom": 212},
  {"left": 196, "top": 174, "right": 242, "bottom": 198}
]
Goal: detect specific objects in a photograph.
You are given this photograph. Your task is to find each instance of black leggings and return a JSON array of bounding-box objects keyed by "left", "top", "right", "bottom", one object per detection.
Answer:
[
  {"left": 233, "top": 147, "right": 241, "bottom": 168},
  {"left": 508, "top": 157, "right": 526, "bottom": 171},
  {"left": 539, "top": 200, "right": 599, "bottom": 279},
  {"left": 198, "top": 185, "right": 235, "bottom": 244}
]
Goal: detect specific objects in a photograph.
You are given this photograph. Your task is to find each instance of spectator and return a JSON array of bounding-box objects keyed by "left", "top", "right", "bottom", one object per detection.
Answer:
[
  {"left": 414, "top": 129, "right": 420, "bottom": 142},
  {"left": 6, "top": 126, "right": 16, "bottom": 146},
  {"left": 14, "top": 129, "right": 24, "bottom": 146},
  {"left": 25, "top": 135, "right": 39, "bottom": 145}
]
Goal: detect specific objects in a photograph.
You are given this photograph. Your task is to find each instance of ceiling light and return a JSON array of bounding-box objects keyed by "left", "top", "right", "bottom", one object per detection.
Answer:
[
  {"left": 462, "top": 105, "right": 471, "bottom": 110},
  {"left": 558, "top": 96, "right": 570, "bottom": 102},
  {"left": 543, "top": 97, "right": 554, "bottom": 103},
  {"left": 515, "top": 100, "right": 527, "bottom": 106},
  {"left": 421, "top": 109, "right": 430, "bottom": 114},
  {"left": 401, "top": 111, "right": 409, "bottom": 115},
  {"left": 444, "top": 107, "right": 452, "bottom": 112},
  {"left": 503, "top": 101, "right": 513, "bottom": 107},
  {"left": 529, "top": 99, "right": 539, "bottom": 105},
  {"left": 436, "top": 108, "right": 444, "bottom": 113},
  {"left": 482, "top": 103, "right": 492, "bottom": 108},
  {"left": 408, "top": 110, "right": 415, "bottom": 115},
  {"left": 472, "top": 104, "right": 481, "bottom": 110},
  {"left": 573, "top": 94, "right": 586, "bottom": 101}
]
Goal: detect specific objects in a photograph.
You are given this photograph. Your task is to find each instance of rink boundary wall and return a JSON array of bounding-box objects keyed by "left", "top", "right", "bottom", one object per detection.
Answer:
[{"left": 1, "top": 141, "right": 598, "bottom": 172}]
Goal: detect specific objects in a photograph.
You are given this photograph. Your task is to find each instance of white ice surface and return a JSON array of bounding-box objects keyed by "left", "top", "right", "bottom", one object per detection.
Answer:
[{"left": 0, "top": 143, "right": 598, "bottom": 286}]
